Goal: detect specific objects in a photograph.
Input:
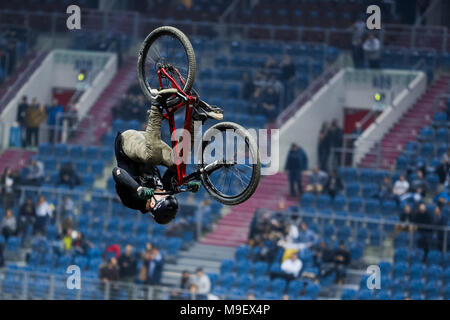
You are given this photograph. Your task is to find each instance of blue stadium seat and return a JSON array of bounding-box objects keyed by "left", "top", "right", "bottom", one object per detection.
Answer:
[
  {"left": 316, "top": 194, "right": 331, "bottom": 209},
  {"left": 348, "top": 197, "right": 363, "bottom": 213},
  {"left": 364, "top": 199, "right": 380, "bottom": 214},
  {"left": 220, "top": 260, "right": 235, "bottom": 274},
  {"left": 341, "top": 289, "right": 356, "bottom": 300},
  {"left": 427, "top": 251, "right": 442, "bottom": 265},
  {"left": 381, "top": 200, "right": 397, "bottom": 216},
  {"left": 426, "top": 265, "right": 443, "bottom": 282},
  {"left": 270, "top": 278, "right": 287, "bottom": 295},
  {"left": 409, "top": 279, "right": 425, "bottom": 296},
  {"left": 301, "top": 193, "right": 315, "bottom": 208},
  {"left": 253, "top": 261, "right": 269, "bottom": 277},
  {"left": 346, "top": 183, "right": 360, "bottom": 197},
  {"left": 332, "top": 195, "right": 346, "bottom": 211},
  {"left": 375, "top": 290, "right": 391, "bottom": 300},
  {"left": 357, "top": 289, "right": 374, "bottom": 300}
]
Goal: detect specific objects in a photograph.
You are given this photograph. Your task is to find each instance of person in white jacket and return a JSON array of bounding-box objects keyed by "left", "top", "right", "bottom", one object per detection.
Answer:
[
  {"left": 281, "top": 253, "right": 303, "bottom": 280},
  {"left": 191, "top": 267, "right": 211, "bottom": 295}
]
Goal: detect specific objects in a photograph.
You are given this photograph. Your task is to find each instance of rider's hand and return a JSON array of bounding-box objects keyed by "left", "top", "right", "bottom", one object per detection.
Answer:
[
  {"left": 186, "top": 181, "right": 201, "bottom": 193},
  {"left": 137, "top": 186, "right": 155, "bottom": 200}
]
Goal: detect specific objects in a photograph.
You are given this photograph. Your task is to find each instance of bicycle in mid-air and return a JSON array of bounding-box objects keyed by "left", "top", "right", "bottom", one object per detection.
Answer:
[{"left": 137, "top": 26, "right": 261, "bottom": 206}]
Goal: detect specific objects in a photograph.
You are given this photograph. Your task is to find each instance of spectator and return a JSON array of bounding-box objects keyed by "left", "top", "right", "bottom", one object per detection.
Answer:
[
  {"left": 313, "top": 241, "right": 335, "bottom": 278},
  {"left": 99, "top": 257, "right": 120, "bottom": 297},
  {"left": 18, "top": 197, "right": 35, "bottom": 238},
  {"left": 25, "top": 158, "right": 45, "bottom": 186},
  {"left": 351, "top": 20, "right": 366, "bottom": 69},
  {"left": 180, "top": 270, "right": 191, "bottom": 290},
  {"left": 60, "top": 214, "right": 74, "bottom": 236},
  {"left": 1, "top": 209, "right": 17, "bottom": 241},
  {"left": 412, "top": 203, "right": 433, "bottom": 260},
  {"left": 25, "top": 97, "right": 47, "bottom": 148},
  {"left": 411, "top": 170, "right": 428, "bottom": 196},
  {"left": 280, "top": 252, "right": 303, "bottom": 281},
  {"left": 328, "top": 119, "right": 343, "bottom": 169},
  {"left": 1, "top": 167, "right": 16, "bottom": 211},
  {"left": 431, "top": 206, "right": 447, "bottom": 251},
  {"left": 261, "top": 86, "right": 279, "bottom": 119},
  {"left": 72, "top": 231, "right": 92, "bottom": 256},
  {"left": 191, "top": 267, "right": 211, "bottom": 295},
  {"left": 363, "top": 34, "right": 381, "bottom": 69},
  {"left": 378, "top": 176, "right": 393, "bottom": 201},
  {"left": 65, "top": 102, "right": 79, "bottom": 135},
  {"left": 241, "top": 72, "right": 255, "bottom": 100},
  {"left": 393, "top": 174, "right": 410, "bottom": 203},
  {"left": 147, "top": 247, "right": 164, "bottom": 285},
  {"left": 45, "top": 98, "right": 64, "bottom": 144},
  {"left": 435, "top": 185, "right": 450, "bottom": 208},
  {"left": 16, "top": 96, "right": 29, "bottom": 147},
  {"left": 58, "top": 162, "right": 81, "bottom": 188},
  {"left": 285, "top": 143, "right": 303, "bottom": 197},
  {"left": 437, "top": 148, "right": 450, "bottom": 183},
  {"left": 297, "top": 222, "right": 319, "bottom": 247},
  {"left": 318, "top": 122, "right": 331, "bottom": 171},
  {"left": 248, "top": 293, "right": 256, "bottom": 300},
  {"left": 333, "top": 241, "right": 351, "bottom": 284},
  {"left": 280, "top": 55, "right": 296, "bottom": 105},
  {"left": 393, "top": 204, "right": 414, "bottom": 236},
  {"left": 118, "top": 244, "right": 137, "bottom": 282},
  {"left": 62, "top": 228, "right": 73, "bottom": 252},
  {"left": 59, "top": 196, "right": 75, "bottom": 218},
  {"left": 305, "top": 166, "right": 328, "bottom": 194},
  {"left": 34, "top": 195, "right": 53, "bottom": 235},
  {"left": 324, "top": 170, "right": 343, "bottom": 199}
]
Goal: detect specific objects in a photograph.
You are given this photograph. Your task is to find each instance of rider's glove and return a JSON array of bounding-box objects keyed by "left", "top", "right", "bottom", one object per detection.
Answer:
[
  {"left": 186, "top": 181, "right": 201, "bottom": 193},
  {"left": 137, "top": 186, "right": 155, "bottom": 200}
]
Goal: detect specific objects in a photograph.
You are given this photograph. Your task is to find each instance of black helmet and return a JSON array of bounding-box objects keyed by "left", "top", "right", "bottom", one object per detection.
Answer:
[{"left": 151, "top": 195, "right": 178, "bottom": 224}]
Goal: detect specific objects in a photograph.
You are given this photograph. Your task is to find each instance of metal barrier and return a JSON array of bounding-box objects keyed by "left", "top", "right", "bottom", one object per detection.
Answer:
[
  {"left": 0, "top": 9, "right": 448, "bottom": 52},
  {"left": 254, "top": 206, "right": 449, "bottom": 256},
  {"left": 0, "top": 269, "right": 201, "bottom": 300}
]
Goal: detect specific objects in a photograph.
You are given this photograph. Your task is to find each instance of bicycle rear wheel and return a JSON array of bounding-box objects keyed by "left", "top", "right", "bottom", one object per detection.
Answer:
[
  {"left": 138, "top": 26, "right": 196, "bottom": 101},
  {"left": 199, "top": 122, "right": 261, "bottom": 206}
]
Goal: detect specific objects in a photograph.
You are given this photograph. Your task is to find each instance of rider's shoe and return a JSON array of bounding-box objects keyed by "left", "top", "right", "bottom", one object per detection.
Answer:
[
  {"left": 186, "top": 181, "right": 201, "bottom": 193},
  {"left": 137, "top": 186, "right": 155, "bottom": 200},
  {"left": 194, "top": 99, "right": 223, "bottom": 121}
]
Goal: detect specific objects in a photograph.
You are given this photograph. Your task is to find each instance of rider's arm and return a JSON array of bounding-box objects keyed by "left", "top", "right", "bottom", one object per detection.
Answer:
[{"left": 112, "top": 167, "right": 140, "bottom": 193}]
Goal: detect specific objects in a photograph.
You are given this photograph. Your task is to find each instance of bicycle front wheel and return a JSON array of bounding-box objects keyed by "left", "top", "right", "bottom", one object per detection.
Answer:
[
  {"left": 137, "top": 26, "right": 196, "bottom": 101},
  {"left": 198, "top": 122, "right": 261, "bottom": 206}
]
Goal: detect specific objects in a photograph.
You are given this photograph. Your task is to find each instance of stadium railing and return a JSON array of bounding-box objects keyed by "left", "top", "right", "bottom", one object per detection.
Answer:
[
  {"left": 0, "top": 268, "right": 200, "bottom": 300},
  {"left": 0, "top": 9, "right": 447, "bottom": 53},
  {"left": 254, "top": 207, "right": 450, "bottom": 256}
]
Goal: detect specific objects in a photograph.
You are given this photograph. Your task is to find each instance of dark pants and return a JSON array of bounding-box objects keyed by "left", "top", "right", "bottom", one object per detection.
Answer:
[
  {"left": 288, "top": 171, "right": 302, "bottom": 197},
  {"left": 34, "top": 216, "right": 48, "bottom": 235},
  {"left": 26, "top": 127, "right": 39, "bottom": 147}
]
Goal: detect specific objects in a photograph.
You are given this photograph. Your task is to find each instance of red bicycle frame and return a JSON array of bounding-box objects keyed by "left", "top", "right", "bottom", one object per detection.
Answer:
[{"left": 157, "top": 67, "right": 197, "bottom": 186}]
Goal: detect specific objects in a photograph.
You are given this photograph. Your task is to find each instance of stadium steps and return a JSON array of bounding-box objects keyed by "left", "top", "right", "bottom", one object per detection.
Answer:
[
  {"left": 359, "top": 74, "right": 450, "bottom": 169},
  {"left": 69, "top": 56, "right": 136, "bottom": 145},
  {"left": 0, "top": 149, "right": 36, "bottom": 173},
  {"left": 160, "top": 243, "right": 236, "bottom": 287},
  {"left": 199, "top": 173, "right": 299, "bottom": 247}
]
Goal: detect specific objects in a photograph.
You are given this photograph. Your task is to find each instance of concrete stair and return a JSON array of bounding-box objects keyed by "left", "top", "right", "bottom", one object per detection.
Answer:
[
  {"left": 359, "top": 75, "right": 450, "bottom": 169},
  {"left": 70, "top": 57, "right": 137, "bottom": 145},
  {"left": 200, "top": 173, "right": 299, "bottom": 248},
  {"left": 0, "top": 149, "right": 36, "bottom": 173}
]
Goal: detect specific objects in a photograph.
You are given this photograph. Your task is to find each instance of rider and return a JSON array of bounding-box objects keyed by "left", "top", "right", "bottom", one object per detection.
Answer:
[{"left": 112, "top": 90, "right": 223, "bottom": 224}]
